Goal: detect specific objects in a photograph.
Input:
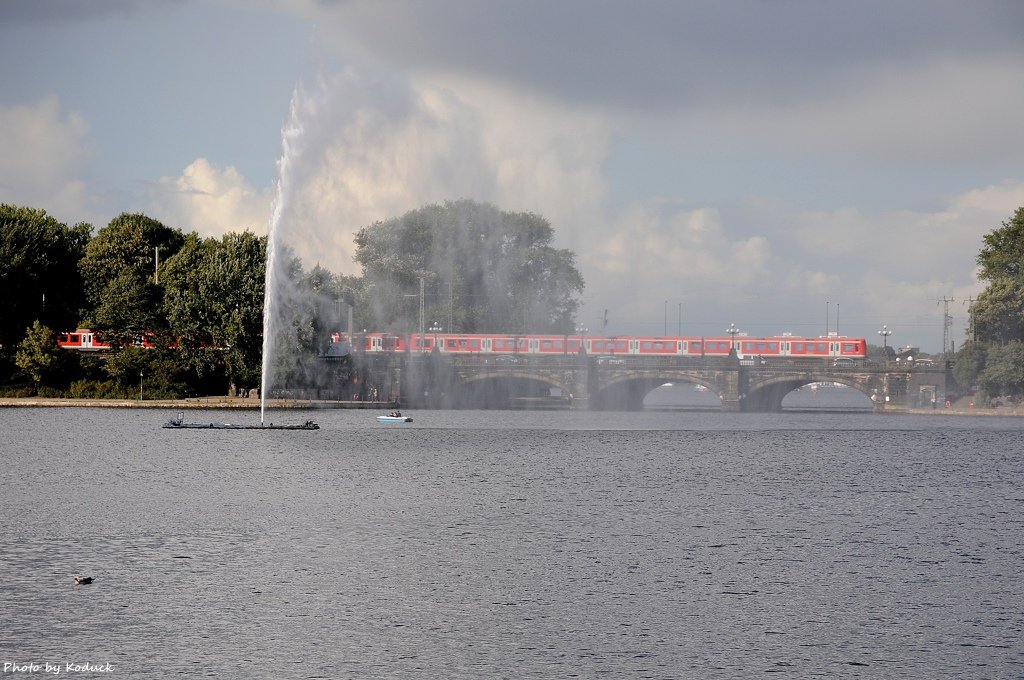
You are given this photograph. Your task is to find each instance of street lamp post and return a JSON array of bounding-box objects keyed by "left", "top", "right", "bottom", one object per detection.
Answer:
[
  {"left": 139, "top": 371, "right": 144, "bottom": 401},
  {"left": 576, "top": 324, "right": 588, "bottom": 354},
  {"left": 429, "top": 322, "right": 442, "bottom": 351},
  {"left": 878, "top": 325, "right": 892, "bottom": 363},
  {"left": 726, "top": 323, "right": 740, "bottom": 356}
]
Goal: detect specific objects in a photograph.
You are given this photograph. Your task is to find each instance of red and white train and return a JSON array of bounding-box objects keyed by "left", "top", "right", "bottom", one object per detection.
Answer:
[
  {"left": 331, "top": 331, "right": 868, "bottom": 360},
  {"left": 59, "top": 327, "right": 867, "bottom": 361},
  {"left": 57, "top": 329, "right": 157, "bottom": 351}
]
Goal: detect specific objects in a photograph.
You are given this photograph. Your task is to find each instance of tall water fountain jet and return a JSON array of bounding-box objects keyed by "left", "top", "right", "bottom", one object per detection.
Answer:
[
  {"left": 261, "top": 84, "right": 314, "bottom": 425},
  {"left": 261, "top": 72, "right": 362, "bottom": 423}
]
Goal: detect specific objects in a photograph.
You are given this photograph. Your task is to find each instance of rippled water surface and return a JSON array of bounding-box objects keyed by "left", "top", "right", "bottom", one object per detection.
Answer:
[{"left": 1, "top": 407, "right": 1022, "bottom": 678}]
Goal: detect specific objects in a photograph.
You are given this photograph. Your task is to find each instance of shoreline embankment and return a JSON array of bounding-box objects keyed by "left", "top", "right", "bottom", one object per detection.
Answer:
[
  {"left": 0, "top": 397, "right": 392, "bottom": 410},
  {"left": 0, "top": 397, "right": 1021, "bottom": 417}
]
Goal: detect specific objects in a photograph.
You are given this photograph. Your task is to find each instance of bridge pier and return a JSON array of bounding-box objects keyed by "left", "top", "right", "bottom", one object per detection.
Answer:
[{"left": 718, "top": 365, "right": 743, "bottom": 411}]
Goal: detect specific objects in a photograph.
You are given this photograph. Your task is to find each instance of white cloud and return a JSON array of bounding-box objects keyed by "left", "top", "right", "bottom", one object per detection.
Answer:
[
  {"left": 572, "top": 179, "right": 1024, "bottom": 347},
  {"left": 0, "top": 96, "right": 95, "bottom": 220},
  {"left": 151, "top": 158, "right": 272, "bottom": 238}
]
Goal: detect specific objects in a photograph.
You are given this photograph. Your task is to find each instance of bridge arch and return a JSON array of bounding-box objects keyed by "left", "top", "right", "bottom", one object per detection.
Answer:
[
  {"left": 456, "top": 371, "right": 571, "bottom": 408},
  {"left": 744, "top": 374, "right": 877, "bottom": 412},
  {"left": 590, "top": 373, "right": 723, "bottom": 410}
]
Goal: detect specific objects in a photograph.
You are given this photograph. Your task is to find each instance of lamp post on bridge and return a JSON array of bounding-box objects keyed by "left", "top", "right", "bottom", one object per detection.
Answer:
[
  {"left": 429, "top": 322, "right": 442, "bottom": 351},
  {"left": 726, "top": 323, "right": 740, "bottom": 357},
  {"left": 577, "top": 325, "right": 593, "bottom": 356},
  {"left": 878, "top": 325, "right": 892, "bottom": 364}
]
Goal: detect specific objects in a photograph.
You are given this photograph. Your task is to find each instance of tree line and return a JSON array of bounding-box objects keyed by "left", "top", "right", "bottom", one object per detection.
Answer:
[
  {"left": 952, "top": 206, "right": 1024, "bottom": 402},
  {"left": 0, "top": 200, "right": 585, "bottom": 398}
]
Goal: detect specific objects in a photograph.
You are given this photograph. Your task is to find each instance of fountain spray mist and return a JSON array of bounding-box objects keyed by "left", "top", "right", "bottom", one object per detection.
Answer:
[
  {"left": 261, "top": 73, "right": 362, "bottom": 421},
  {"left": 261, "top": 87, "right": 306, "bottom": 425}
]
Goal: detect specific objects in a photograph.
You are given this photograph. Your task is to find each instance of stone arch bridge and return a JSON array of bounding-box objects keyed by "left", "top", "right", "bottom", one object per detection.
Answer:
[{"left": 375, "top": 353, "right": 951, "bottom": 412}]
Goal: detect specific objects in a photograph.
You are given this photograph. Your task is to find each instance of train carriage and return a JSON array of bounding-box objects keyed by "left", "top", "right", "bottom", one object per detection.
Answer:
[{"left": 57, "top": 329, "right": 110, "bottom": 351}]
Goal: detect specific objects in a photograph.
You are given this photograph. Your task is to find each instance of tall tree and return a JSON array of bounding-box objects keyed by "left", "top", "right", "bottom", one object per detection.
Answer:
[
  {"left": 955, "top": 205, "right": 1024, "bottom": 400},
  {"left": 78, "top": 213, "right": 185, "bottom": 341},
  {"left": 0, "top": 205, "right": 90, "bottom": 351},
  {"left": 971, "top": 278, "right": 1024, "bottom": 345},
  {"left": 353, "top": 200, "right": 584, "bottom": 334},
  {"left": 977, "top": 207, "right": 1024, "bottom": 283},
  {"left": 162, "top": 231, "right": 266, "bottom": 392}
]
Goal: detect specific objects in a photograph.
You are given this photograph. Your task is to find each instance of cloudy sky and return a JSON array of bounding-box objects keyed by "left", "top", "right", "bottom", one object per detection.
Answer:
[{"left": 3, "top": 0, "right": 1023, "bottom": 352}]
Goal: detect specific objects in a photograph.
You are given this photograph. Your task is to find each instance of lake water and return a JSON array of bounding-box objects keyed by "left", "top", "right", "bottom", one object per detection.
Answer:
[{"left": 1, "top": 407, "right": 1021, "bottom": 678}]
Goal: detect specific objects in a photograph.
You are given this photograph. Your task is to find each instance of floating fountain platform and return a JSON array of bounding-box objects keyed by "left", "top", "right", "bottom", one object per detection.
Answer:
[{"left": 163, "top": 413, "right": 319, "bottom": 430}]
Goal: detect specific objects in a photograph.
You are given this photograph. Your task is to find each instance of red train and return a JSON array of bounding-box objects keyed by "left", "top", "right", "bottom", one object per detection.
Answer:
[
  {"left": 331, "top": 331, "right": 868, "bottom": 360},
  {"left": 59, "top": 326, "right": 867, "bottom": 361},
  {"left": 57, "top": 329, "right": 157, "bottom": 351}
]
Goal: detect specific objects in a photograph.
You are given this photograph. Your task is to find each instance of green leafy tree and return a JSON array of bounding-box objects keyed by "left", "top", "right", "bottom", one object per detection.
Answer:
[
  {"left": 14, "top": 321, "right": 73, "bottom": 389},
  {"left": 978, "top": 340, "right": 1024, "bottom": 400},
  {"left": 977, "top": 207, "right": 1024, "bottom": 282},
  {"left": 102, "top": 345, "right": 187, "bottom": 398},
  {"left": 78, "top": 213, "right": 185, "bottom": 341},
  {"left": 102, "top": 346, "right": 149, "bottom": 398},
  {"left": 353, "top": 200, "right": 584, "bottom": 333},
  {"left": 971, "top": 278, "right": 1024, "bottom": 345},
  {"left": 162, "top": 231, "right": 266, "bottom": 392},
  {"left": 955, "top": 205, "right": 1024, "bottom": 399},
  {"left": 951, "top": 340, "right": 986, "bottom": 390},
  {"left": 0, "top": 205, "right": 90, "bottom": 352}
]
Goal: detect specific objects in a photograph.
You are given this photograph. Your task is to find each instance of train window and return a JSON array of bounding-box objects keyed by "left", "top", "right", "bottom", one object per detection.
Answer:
[
  {"left": 794, "top": 342, "right": 804, "bottom": 351},
  {"left": 692, "top": 342, "right": 701, "bottom": 351},
  {"left": 542, "top": 340, "right": 552, "bottom": 350},
  {"left": 616, "top": 340, "right": 627, "bottom": 351},
  {"left": 816, "top": 343, "right": 827, "bottom": 352},
  {"left": 756, "top": 342, "right": 766, "bottom": 351},
  {"left": 842, "top": 342, "right": 856, "bottom": 352},
  {"left": 642, "top": 341, "right": 651, "bottom": 350},
  {"left": 768, "top": 342, "right": 778, "bottom": 351}
]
